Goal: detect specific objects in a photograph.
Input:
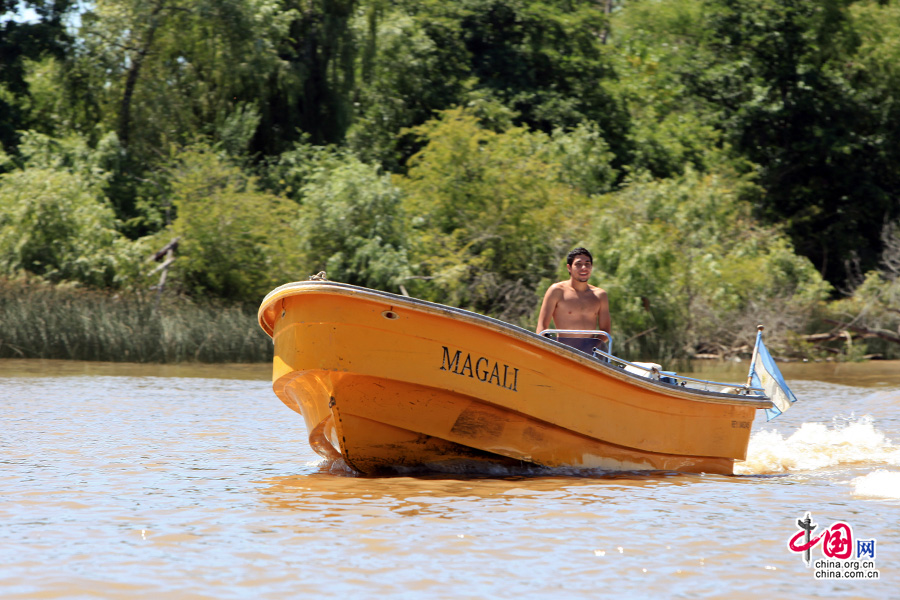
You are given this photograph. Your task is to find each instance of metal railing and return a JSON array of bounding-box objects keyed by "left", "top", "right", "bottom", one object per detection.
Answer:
[
  {"left": 539, "top": 329, "right": 613, "bottom": 356},
  {"left": 592, "top": 347, "right": 765, "bottom": 395},
  {"left": 540, "top": 329, "right": 765, "bottom": 396}
]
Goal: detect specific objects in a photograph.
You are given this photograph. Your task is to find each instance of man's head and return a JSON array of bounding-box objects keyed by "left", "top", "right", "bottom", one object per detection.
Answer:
[
  {"left": 566, "top": 247, "right": 593, "bottom": 266},
  {"left": 566, "top": 247, "right": 593, "bottom": 283}
]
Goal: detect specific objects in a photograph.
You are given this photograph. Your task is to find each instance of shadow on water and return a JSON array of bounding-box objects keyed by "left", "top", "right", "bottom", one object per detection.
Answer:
[{"left": 255, "top": 457, "right": 792, "bottom": 513}]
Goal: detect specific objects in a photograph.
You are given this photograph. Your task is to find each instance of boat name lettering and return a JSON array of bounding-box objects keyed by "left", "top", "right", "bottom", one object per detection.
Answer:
[
  {"left": 731, "top": 420, "right": 751, "bottom": 429},
  {"left": 440, "top": 346, "right": 518, "bottom": 392}
]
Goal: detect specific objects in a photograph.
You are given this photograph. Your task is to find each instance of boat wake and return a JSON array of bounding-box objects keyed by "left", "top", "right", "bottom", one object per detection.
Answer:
[
  {"left": 851, "top": 469, "right": 900, "bottom": 500},
  {"left": 309, "top": 416, "right": 900, "bottom": 494},
  {"left": 736, "top": 415, "right": 900, "bottom": 478}
]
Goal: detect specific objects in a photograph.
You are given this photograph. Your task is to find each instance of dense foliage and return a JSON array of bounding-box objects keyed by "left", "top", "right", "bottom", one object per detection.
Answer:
[{"left": 2, "top": 0, "right": 899, "bottom": 360}]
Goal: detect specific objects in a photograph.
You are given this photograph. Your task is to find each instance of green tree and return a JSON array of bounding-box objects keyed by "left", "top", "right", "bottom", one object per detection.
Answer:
[
  {"left": 347, "top": 0, "right": 633, "bottom": 173},
  {"left": 453, "top": 0, "right": 629, "bottom": 147},
  {"left": 45, "top": 0, "right": 293, "bottom": 235},
  {"left": 0, "top": 168, "right": 138, "bottom": 287},
  {"left": 0, "top": 129, "right": 146, "bottom": 287},
  {"left": 164, "top": 144, "right": 303, "bottom": 304},
  {"left": 398, "top": 108, "right": 595, "bottom": 323},
  {"left": 0, "top": 0, "right": 75, "bottom": 154},
  {"left": 69, "top": 0, "right": 286, "bottom": 152},
  {"left": 681, "top": 0, "right": 898, "bottom": 285},
  {"left": 607, "top": 0, "right": 737, "bottom": 178},
  {"left": 586, "top": 169, "right": 831, "bottom": 360},
  {"left": 253, "top": 0, "right": 358, "bottom": 153},
  {"left": 294, "top": 152, "right": 410, "bottom": 290},
  {"left": 825, "top": 219, "right": 900, "bottom": 360},
  {"left": 345, "top": 4, "right": 470, "bottom": 170}
]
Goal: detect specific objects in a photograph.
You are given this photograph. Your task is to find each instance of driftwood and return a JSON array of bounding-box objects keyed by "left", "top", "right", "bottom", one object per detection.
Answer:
[
  {"left": 148, "top": 237, "right": 180, "bottom": 263},
  {"left": 148, "top": 237, "right": 180, "bottom": 306},
  {"left": 150, "top": 257, "right": 176, "bottom": 275},
  {"left": 801, "top": 320, "right": 900, "bottom": 359},
  {"left": 693, "top": 319, "right": 899, "bottom": 360},
  {"left": 803, "top": 332, "right": 859, "bottom": 343},
  {"left": 817, "top": 320, "right": 900, "bottom": 345}
]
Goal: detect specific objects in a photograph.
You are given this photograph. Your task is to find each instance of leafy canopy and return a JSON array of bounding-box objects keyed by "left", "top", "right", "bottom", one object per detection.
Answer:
[
  {"left": 398, "top": 108, "right": 602, "bottom": 323},
  {"left": 166, "top": 144, "right": 302, "bottom": 304},
  {"left": 587, "top": 168, "right": 831, "bottom": 359}
]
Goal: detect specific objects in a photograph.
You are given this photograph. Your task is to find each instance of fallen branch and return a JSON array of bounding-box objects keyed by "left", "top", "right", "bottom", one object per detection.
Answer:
[
  {"left": 803, "top": 332, "right": 864, "bottom": 343},
  {"left": 822, "top": 319, "right": 900, "bottom": 344},
  {"left": 148, "top": 237, "right": 180, "bottom": 262},
  {"left": 150, "top": 257, "right": 176, "bottom": 275}
]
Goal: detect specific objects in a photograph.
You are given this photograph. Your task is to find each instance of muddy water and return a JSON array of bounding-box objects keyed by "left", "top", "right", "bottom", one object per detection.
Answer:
[{"left": 2, "top": 359, "right": 899, "bottom": 598}]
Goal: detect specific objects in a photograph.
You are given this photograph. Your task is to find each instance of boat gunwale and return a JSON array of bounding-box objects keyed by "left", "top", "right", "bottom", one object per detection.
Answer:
[{"left": 259, "top": 281, "right": 774, "bottom": 410}]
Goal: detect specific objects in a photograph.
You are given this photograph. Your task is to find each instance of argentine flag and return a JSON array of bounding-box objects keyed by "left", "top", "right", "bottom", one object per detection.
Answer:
[{"left": 749, "top": 331, "right": 798, "bottom": 421}]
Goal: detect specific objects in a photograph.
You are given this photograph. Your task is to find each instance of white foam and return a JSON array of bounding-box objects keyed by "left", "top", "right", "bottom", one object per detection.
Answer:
[
  {"left": 851, "top": 470, "right": 900, "bottom": 499},
  {"left": 736, "top": 416, "right": 900, "bottom": 475}
]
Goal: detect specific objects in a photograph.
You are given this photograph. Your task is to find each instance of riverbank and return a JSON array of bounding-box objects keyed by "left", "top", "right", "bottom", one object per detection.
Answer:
[
  {"left": 0, "top": 278, "right": 271, "bottom": 363},
  {"left": 2, "top": 276, "right": 896, "bottom": 368},
  {"left": 0, "top": 358, "right": 272, "bottom": 380},
  {"left": 684, "top": 359, "right": 900, "bottom": 388}
]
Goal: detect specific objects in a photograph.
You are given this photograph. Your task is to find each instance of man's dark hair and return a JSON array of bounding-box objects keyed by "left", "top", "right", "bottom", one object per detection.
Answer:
[{"left": 567, "top": 247, "right": 593, "bottom": 265}]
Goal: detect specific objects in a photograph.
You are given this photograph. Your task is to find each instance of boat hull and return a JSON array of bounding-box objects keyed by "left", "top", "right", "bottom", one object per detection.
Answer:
[{"left": 260, "top": 282, "right": 770, "bottom": 475}]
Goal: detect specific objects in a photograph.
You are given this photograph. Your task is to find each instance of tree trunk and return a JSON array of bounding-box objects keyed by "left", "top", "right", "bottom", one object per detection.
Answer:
[{"left": 118, "top": 0, "right": 168, "bottom": 148}]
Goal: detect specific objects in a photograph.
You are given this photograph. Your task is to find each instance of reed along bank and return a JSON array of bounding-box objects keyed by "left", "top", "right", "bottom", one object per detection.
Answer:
[{"left": 0, "top": 278, "right": 271, "bottom": 363}]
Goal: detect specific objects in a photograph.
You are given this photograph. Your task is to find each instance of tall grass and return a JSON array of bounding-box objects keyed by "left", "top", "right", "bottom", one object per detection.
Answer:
[{"left": 0, "top": 278, "right": 272, "bottom": 363}]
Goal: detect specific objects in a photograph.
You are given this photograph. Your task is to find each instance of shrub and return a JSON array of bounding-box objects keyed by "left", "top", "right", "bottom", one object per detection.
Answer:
[
  {"left": 585, "top": 169, "right": 831, "bottom": 360},
  {"left": 0, "top": 167, "right": 138, "bottom": 287}
]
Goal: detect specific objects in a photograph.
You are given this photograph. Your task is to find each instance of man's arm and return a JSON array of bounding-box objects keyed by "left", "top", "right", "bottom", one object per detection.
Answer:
[
  {"left": 536, "top": 285, "right": 561, "bottom": 333},
  {"left": 596, "top": 289, "right": 611, "bottom": 338}
]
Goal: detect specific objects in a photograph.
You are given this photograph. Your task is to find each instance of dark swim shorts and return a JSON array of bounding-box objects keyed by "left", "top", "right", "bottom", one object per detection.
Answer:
[{"left": 557, "top": 337, "right": 607, "bottom": 356}]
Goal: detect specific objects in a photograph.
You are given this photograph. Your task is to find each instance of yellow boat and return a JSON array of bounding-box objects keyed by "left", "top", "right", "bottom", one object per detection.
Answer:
[{"left": 258, "top": 280, "right": 774, "bottom": 475}]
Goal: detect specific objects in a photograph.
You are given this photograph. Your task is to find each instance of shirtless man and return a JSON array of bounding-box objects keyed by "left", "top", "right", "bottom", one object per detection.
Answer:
[{"left": 536, "top": 247, "right": 611, "bottom": 355}]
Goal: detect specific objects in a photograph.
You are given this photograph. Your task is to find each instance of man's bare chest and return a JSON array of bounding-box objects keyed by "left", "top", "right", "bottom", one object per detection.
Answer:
[{"left": 560, "top": 290, "right": 600, "bottom": 314}]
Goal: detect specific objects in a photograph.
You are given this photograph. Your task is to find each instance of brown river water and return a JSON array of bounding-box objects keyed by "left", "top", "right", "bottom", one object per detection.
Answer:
[{"left": 2, "top": 358, "right": 899, "bottom": 599}]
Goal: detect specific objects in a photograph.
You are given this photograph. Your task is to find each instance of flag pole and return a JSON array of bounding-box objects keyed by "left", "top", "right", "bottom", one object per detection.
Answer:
[{"left": 746, "top": 324, "right": 764, "bottom": 388}]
